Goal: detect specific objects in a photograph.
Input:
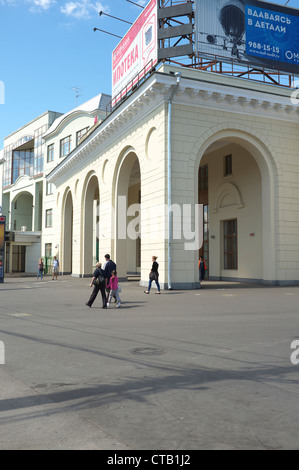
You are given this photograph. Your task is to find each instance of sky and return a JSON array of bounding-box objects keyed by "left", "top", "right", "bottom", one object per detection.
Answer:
[
  {"left": 0, "top": 0, "right": 298, "bottom": 147},
  {"left": 0, "top": 0, "right": 148, "bottom": 146}
]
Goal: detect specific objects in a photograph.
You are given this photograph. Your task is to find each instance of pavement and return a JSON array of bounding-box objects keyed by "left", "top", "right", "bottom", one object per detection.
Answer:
[{"left": 0, "top": 275, "right": 299, "bottom": 450}]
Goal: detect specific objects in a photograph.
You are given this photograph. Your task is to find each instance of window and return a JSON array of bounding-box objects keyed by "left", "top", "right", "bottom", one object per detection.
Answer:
[
  {"left": 45, "top": 209, "right": 53, "bottom": 228},
  {"left": 12, "top": 148, "right": 34, "bottom": 183},
  {"left": 224, "top": 154, "right": 232, "bottom": 176},
  {"left": 224, "top": 219, "right": 238, "bottom": 270},
  {"left": 199, "top": 164, "right": 208, "bottom": 191},
  {"left": 60, "top": 135, "right": 71, "bottom": 158},
  {"left": 34, "top": 124, "right": 47, "bottom": 176},
  {"left": 46, "top": 182, "right": 53, "bottom": 195},
  {"left": 45, "top": 243, "right": 52, "bottom": 258},
  {"left": 3, "top": 145, "right": 13, "bottom": 187},
  {"left": 76, "top": 127, "right": 89, "bottom": 146},
  {"left": 47, "top": 144, "right": 54, "bottom": 163}
]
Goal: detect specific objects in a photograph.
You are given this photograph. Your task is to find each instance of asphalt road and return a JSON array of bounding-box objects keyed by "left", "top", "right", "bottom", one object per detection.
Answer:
[{"left": 0, "top": 276, "right": 299, "bottom": 450}]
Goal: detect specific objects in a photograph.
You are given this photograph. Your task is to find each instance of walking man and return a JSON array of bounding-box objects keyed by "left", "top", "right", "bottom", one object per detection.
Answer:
[{"left": 52, "top": 256, "right": 59, "bottom": 280}]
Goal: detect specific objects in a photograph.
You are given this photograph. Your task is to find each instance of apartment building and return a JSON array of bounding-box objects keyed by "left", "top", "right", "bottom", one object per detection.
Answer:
[{"left": 1, "top": 93, "right": 111, "bottom": 275}]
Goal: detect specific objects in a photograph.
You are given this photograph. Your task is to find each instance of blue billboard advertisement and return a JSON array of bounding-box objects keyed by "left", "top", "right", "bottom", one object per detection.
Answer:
[{"left": 195, "top": 0, "right": 299, "bottom": 74}]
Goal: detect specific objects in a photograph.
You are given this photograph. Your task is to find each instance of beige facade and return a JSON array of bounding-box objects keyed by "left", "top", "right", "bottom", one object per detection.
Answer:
[{"left": 47, "top": 64, "right": 299, "bottom": 288}]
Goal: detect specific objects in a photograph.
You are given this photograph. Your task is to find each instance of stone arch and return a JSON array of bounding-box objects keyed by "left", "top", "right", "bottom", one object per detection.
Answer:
[
  {"left": 113, "top": 147, "right": 141, "bottom": 279},
  {"left": 61, "top": 187, "right": 73, "bottom": 274},
  {"left": 11, "top": 191, "right": 34, "bottom": 231},
  {"left": 81, "top": 171, "right": 100, "bottom": 276}
]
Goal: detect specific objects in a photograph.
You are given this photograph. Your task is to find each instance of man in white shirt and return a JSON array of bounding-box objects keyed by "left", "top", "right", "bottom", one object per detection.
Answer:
[{"left": 52, "top": 256, "right": 59, "bottom": 280}]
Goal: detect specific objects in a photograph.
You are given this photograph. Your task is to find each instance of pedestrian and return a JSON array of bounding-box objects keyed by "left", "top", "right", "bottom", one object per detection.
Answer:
[
  {"left": 103, "top": 254, "right": 116, "bottom": 302},
  {"left": 199, "top": 256, "right": 207, "bottom": 287},
  {"left": 52, "top": 256, "right": 59, "bottom": 280},
  {"left": 144, "top": 256, "right": 161, "bottom": 294},
  {"left": 85, "top": 262, "right": 107, "bottom": 308},
  {"left": 37, "top": 258, "right": 44, "bottom": 280},
  {"left": 107, "top": 270, "right": 121, "bottom": 308}
]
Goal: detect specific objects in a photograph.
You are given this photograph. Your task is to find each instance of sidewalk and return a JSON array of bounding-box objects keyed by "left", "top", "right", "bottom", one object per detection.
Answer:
[{"left": 0, "top": 277, "right": 299, "bottom": 449}]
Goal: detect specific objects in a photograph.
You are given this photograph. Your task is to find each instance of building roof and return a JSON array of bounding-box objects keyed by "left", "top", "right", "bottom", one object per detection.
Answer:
[{"left": 43, "top": 93, "right": 111, "bottom": 139}]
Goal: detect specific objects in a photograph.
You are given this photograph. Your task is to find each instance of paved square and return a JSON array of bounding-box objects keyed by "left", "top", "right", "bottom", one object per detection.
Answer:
[{"left": 0, "top": 277, "right": 299, "bottom": 449}]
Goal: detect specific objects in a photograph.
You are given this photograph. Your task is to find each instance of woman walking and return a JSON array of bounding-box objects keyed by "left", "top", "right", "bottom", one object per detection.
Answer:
[
  {"left": 37, "top": 258, "right": 44, "bottom": 280},
  {"left": 85, "top": 262, "right": 107, "bottom": 308},
  {"left": 144, "top": 256, "right": 161, "bottom": 294}
]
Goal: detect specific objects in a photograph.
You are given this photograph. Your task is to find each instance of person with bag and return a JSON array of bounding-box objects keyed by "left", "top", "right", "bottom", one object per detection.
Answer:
[
  {"left": 85, "top": 262, "right": 107, "bottom": 308},
  {"left": 37, "top": 258, "right": 44, "bottom": 281},
  {"left": 144, "top": 256, "right": 161, "bottom": 294}
]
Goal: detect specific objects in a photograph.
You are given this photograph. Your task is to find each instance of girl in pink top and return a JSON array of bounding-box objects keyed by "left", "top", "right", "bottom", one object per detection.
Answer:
[{"left": 107, "top": 270, "right": 121, "bottom": 307}]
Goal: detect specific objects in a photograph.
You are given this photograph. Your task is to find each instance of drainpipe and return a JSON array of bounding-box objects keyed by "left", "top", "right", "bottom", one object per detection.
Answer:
[{"left": 167, "top": 71, "right": 181, "bottom": 290}]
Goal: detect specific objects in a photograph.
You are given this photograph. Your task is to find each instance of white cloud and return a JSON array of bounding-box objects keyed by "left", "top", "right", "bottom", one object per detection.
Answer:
[
  {"left": 28, "top": 0, "right": 56, "bottom": 12},
  {"left": 0, "top": 0, "right": 107, "bottom": 18},
  {"left": 60, "top": 0, "right": 106, "bottom": 19}
]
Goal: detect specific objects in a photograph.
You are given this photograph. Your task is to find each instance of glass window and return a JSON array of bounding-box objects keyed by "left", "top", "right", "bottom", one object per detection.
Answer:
[
  {"left": 47, "top": 144, "right": 54, "bottom": 163},
  {"left": 45, "top": 243, "right": 52, "bottom": 257},
  {"left": 199, "top": 165, "right": 208, "bottom": 191},
  {"left": 34, "top": 124, "right": 48, "bottom": 176},
  {"left": 3, "top": 146, "right": 13, "bottom": 187},
  {"left": 224, "top": 219, "right": 238, "bottom": 270},
  {"left": 76, "top": 127, "right": 89, "bottom": 146},
  {"left": 60, "top": 136, "right": 71, "bottom": 158},
  {"left": 46, "top": 182, "right": 53, "bottom": 195},
  {"left": 224, "top": 154, "right": 232, "bottom": 176},
  {"left": 12, "top": 148, "right": 34, "bottom": 183},
  {"left": 45, "top": 209, "right": 53, "bottom": 228}
]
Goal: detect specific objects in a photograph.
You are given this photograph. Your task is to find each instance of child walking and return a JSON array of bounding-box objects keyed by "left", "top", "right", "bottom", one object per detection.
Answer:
[{"left": 107, "top": 270, "right": 121, "bottom": 308}]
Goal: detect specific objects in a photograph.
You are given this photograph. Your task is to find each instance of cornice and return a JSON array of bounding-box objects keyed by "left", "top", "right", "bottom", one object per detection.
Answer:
[
  {"left": 43, "top": 109, "right": 98, "bottom": 141},
  {"left": 47, "top": 69, "right": 298, "bottom": 186}
]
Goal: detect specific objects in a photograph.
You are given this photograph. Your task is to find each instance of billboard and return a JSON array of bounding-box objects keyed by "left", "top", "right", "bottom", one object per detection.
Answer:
[
  {"left": 112, "top": 0, "right": 158, "bottom": 101},
  {"left": 194, "top": 0, "right": 299, "bottom": 74}
]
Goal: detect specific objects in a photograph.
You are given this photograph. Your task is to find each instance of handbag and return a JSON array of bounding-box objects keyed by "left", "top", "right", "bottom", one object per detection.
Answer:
[
  {"left": 118, "top": 284, "right": 122, "bottom": 293},
  {"left": 92, "top": 274, "right": 105, "bottom": 286},
  {"left": 149, "top": 271, "right": 156, "bottom": 281}
]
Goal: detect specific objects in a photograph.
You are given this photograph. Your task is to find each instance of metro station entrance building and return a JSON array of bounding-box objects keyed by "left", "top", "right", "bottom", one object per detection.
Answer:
[{"left": 47, "top": 64, "right": 299, "bottom": 288}]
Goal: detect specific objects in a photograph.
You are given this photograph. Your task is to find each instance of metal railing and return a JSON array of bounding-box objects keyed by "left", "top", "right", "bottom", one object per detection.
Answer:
[{"left": 106, "top": 59, "right": 156, "bottom": 116}]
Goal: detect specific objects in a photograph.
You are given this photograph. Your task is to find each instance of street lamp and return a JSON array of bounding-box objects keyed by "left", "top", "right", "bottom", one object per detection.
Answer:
[
  {"left": 93, "top": 28, "right": 122, "bottom": 38},
  {"left": 99, "top": 11, "right": 132, "bottom": 24}
]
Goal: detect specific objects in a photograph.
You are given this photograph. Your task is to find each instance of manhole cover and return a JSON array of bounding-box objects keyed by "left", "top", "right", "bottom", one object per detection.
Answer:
[{"left": 130, "top": 347, "right": 166, "bottom": 356}]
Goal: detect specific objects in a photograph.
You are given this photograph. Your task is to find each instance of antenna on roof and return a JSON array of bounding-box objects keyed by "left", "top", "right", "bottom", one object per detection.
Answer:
[
  {"left": 72, "top": 87, "right": 81, "bottom": 107},
  {"left": 126, "top": 0, "right": 144, "bottom": 8},
  {"left": 99, "top": 11, "right": 132, "bottom": 24}
]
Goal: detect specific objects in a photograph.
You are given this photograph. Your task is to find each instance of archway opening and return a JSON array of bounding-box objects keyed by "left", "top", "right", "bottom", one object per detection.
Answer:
[
  {"left": 63, "top": 190, "right": 73, "bottom": 275},
  {"left": 198, "top": 138, "right": 267, "bottom": 283},
  {"left": 115, "top": 152, "right": 141, "bottom": 279},
  {"left": 11, "top": 191, "right": 33, "bottom": 231},
  {"left": 83, "top": 175, "right": 100, "bottom": 276}
]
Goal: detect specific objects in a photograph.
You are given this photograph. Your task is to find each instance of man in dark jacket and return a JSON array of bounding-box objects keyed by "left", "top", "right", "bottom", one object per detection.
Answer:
[{"left": 103, "top": 254, "right": 116, "bottom": 301}]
